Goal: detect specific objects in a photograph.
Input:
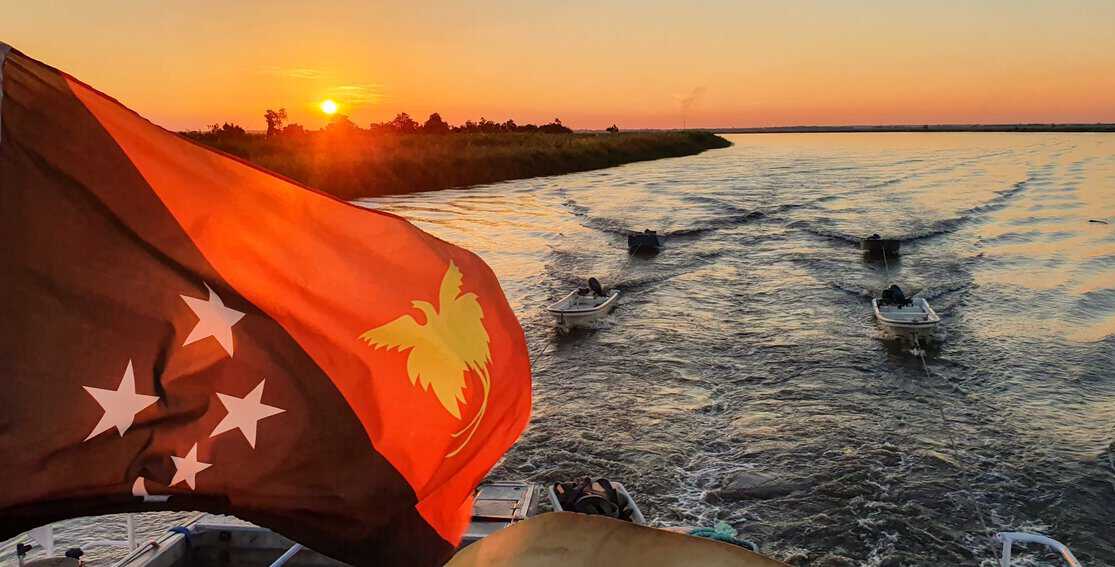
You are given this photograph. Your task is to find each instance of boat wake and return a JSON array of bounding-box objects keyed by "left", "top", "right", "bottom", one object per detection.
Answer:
[
  {"left": 784, "top": 176, "right": 1035, "bottom": 249},
  {"left": 358, "top": 133, "right": 1115, "bottom": 566}
]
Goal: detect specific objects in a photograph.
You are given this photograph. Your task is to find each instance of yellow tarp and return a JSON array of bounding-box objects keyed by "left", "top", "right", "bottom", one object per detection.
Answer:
[{"left": 448, "top": 512, "right": 788, "bottom": 567}]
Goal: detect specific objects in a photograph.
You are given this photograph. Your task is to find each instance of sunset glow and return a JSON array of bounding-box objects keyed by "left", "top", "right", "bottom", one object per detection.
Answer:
[
  {"left": 320, "top": 99, "right": 338, "bottom": 115},
  {"left": 3, "top": 1, "right": 1113, "bottom": 130}
]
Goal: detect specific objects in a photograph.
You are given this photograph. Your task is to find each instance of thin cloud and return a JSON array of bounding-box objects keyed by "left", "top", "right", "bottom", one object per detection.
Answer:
[
  {"left": 259, "top": 66, "right": 327, "bottom": 80},
  {"left": 675, "top": 86, "right": 706, "bottom": 112},
  {"left": 325, "top": 84, "right": 384, "bottom": 105}
]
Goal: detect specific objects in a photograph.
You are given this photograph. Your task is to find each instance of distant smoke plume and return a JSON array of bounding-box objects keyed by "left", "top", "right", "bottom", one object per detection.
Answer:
[{"left": 675, "top": 87, "right": 706, "bottom": 128}]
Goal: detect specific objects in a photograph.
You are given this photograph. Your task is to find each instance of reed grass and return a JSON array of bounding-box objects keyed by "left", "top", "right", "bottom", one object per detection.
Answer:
[{"left": 186, "top": 130, "right": 731, "bottom": 199}]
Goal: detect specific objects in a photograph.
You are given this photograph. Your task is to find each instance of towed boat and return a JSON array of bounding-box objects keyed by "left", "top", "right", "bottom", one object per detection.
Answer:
[
  {"left": 861, "top": 234, "right": 900, "bottom": 259},
  {"left": 628, "top": 229, "right": 662, "bottom": 255},
  {"left": 872, "top": 297, "right": 940, "bottom": 341},
  {"left": 547, "top": 278, "right": 619, "bottom": 331}
]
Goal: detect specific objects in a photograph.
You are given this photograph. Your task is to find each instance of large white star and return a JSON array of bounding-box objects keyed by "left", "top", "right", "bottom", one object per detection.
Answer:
[
  {"left": 210, "top": 379, "right": 285, "bottom": 448},
  {"left": 83, "top": 360, "right": 159, "bottom": 441},
  {"left": 170, "top": 443, "right": 211, "bottom": 490},
  {"left": 181, "top": 283, "right": 245, "bottom": 357}
]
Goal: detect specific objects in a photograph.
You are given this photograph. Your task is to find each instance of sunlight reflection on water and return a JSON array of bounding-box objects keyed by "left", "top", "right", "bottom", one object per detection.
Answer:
[
  {"left": 360, "top": 133, "right": 1115, "bottom": 564},
  {"left": 17, "top": 133, "right": 1113, "bottom": 566}
]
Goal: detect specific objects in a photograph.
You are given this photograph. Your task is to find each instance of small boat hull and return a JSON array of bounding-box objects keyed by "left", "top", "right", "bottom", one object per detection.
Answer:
[
  {"left": 872, "top": 297, "right": 940, "bottom": 342},
  {"left": 627, "top": 232, "right": 662, "bottom": 255},
  {"left": 548, "top": 290, "right": 620, "bottom": 331},
  {"left": 861, "top": 238, "right": 900, "bottom": 259}
]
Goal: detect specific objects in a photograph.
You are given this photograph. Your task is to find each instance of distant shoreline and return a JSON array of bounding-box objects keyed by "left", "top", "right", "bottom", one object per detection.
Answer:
[
  {"left": 189, "top": 131, "right": 731, "bottom": 199},
  {"left": 635, "top": 124, "right": 1115, "bottom": 134}
]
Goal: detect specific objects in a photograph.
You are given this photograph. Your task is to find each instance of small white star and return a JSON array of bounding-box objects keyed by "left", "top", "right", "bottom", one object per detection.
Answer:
[
  {"left": 132, "top": 477, "right": 169, "bottom": 502},
  {"left": 210, "top": 379, "right": 285, "bottom": 448},
  {"left": 83, "top": 360, "right": 159, "bottom": 441},
  {"left": 170, "top": 443, "right": 211, "bottom": 490},
  {"left": 181, "top": 283, "right": 245, "bottom": 357}
]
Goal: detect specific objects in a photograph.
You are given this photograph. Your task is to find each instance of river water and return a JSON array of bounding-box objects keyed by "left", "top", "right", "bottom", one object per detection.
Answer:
[
  {"left": 6, "top": 133, "right": 1114, "bottom": 565},
  {"left": 362, "top": 133, "right": 1115, "bottom": 566}
]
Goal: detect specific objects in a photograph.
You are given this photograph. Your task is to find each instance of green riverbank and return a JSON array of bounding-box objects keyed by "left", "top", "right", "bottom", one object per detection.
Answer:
[{"left": 188, "top": 130, "right": 732, "bottom": 199}]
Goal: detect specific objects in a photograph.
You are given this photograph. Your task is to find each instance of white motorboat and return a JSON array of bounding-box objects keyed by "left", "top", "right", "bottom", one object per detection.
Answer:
[
  {"left": 872, "top": 297, "right": 940, "bottom": 341},
  {"left": 547, "top": 278, "right": 619, "bottom": 331}
]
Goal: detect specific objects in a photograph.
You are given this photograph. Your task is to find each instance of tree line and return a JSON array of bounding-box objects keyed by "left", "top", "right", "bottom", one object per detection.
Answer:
[{"left": 253, "top": 109, "right": 577, "bottom": 137}]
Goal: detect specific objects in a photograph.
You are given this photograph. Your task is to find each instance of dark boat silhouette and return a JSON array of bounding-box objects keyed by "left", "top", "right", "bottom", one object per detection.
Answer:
[
  {"left": 627, "top": 230, "right": 662, "bottom": 255},
  {"left": 860, "top": 233, "right": 899, "bottom": 259}
]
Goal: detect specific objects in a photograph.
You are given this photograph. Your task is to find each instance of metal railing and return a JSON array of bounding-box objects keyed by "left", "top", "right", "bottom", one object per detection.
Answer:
[{"left": 995, "top": 532, "right": 1082, "bottom": 567}]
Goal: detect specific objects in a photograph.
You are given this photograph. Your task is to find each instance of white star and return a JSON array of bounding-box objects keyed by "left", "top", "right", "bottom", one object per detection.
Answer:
[
  {"left": 132, "top": 477, "right": 170, "bottom": 502},
  {"left": 83, "top": 360, "right": 159, "bottom": 441},
  {"left": 170, "top": 443, "right": 211, "bottom": 490},
  {"left": 210, "top": 379, "right": 285, "bottom": 448},
  {"left": 181, "top": 283, "right": 245, "bottom": 357}
]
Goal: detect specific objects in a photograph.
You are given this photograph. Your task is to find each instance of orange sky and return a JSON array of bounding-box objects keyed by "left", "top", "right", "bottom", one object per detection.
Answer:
[{"left": 3, "top": 1, "right": 1114, "bottom": 130}]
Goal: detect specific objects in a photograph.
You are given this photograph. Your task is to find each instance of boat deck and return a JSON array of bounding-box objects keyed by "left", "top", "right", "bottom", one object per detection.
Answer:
[{"left": 110, "top": 482, "right": 540, "bottom": 567}]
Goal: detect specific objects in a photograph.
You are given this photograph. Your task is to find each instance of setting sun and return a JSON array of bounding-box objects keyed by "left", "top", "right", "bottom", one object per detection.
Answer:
[{"left": 320, "top": 99, "right": 338, "bottom": 115}]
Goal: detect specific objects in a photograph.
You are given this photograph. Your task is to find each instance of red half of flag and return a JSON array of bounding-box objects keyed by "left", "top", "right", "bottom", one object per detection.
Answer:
[{"left": 0, "top": 43, "right": 532, "bottom": 566}]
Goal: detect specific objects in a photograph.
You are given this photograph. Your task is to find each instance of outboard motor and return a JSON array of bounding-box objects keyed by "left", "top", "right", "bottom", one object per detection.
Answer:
[
  {"left": 881, "top": 284, "right": 910, "bottom": 307},
  {"left": 588, "top": 277, "right": 605, "bottom": 297}
]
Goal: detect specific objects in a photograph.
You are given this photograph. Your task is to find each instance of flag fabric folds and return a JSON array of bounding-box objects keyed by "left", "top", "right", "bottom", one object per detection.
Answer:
[{"left": 0, "top": 44, "right": 531, "bottom": 566}]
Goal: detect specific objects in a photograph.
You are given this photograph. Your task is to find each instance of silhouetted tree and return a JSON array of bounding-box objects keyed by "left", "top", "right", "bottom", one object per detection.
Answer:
[
  {"left": 422, "top": 112, "right": 450, "bottom": 133},
  {"left": 477, "top": 117, "right": 500, "bottom": 133},
  {"left": 366, "top": 120, "right": 391, "bottom": 134},
  {"left": 606, "top": 124, "right": 620, "bottom": 133},
  {"left": 281, "top": 123, "right": 307, "bottom": 137},
  {"left": 539, "top": 118, "right": 572, "bottom": 134},
  {"left": 453, "top": 120, "right": 478, "bottom": 133},
  {"left": 264, "top": 108, "right": 288, "bottom": 137},
  {"left": 325, "top": 114, "right": 359, "bottom": 134},
  {"left": 388, "top": 112, "right": 420, "bottom": 133},
  {"left": 208, "top": 122, "right": 247, "bottom": 137}
]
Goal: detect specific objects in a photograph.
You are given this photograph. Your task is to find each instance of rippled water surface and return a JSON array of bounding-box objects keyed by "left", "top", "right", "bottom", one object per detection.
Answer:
[
  {"left": 364, "top": 133, "right": 1115, "bottom": 566},
  {"left": 9, "top": 134, "right": 1115, "bottom": 566}
]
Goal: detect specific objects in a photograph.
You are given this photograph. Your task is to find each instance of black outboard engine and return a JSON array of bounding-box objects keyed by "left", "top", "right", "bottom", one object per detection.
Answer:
[
  {"left": 588, "top": 277, "right": 605, "bottom": 297},
  {"left": 881, "top": 284, "right": 910, "bottom": 306}
]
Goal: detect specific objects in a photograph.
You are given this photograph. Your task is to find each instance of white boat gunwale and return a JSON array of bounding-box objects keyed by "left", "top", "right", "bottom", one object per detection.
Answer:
[
  {"left": 871, "top": 297, "right": 940, "bottom": 329},
  {"left": 546, "top": 289, "right": 620, "bottom": 314}
]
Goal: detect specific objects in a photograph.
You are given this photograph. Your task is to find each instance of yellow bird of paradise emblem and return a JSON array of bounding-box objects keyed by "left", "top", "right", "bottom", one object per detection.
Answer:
[{"left": 359, "top": 261, "right": 492, "bottom": 457}]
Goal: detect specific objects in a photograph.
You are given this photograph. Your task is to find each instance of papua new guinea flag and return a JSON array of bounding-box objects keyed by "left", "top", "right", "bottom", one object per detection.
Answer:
[{"left": 0, "top": 44, "right": 531, "bottom": 565}]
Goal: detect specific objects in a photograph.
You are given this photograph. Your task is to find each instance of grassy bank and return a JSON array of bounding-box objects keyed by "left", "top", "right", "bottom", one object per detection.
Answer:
[{"left": 187, "top": 130, "right": 731, "bottom": 199}]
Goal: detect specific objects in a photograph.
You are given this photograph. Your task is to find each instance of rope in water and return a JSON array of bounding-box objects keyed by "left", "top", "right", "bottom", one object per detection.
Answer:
[
  {"left": 912, "top": 335, "right": 929, "bottom": 374},
  {"left": 911, "top": 334, "right": 994, "bottom": 554},
  {"left": 876, "top": 241, "right": 997, "bottom": 555},
  {"left": 530, "top": 342, "right": 554, "bottom": 369},
  {"left": 881, "top": 243, "right": 891, "bottom": 282}
]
